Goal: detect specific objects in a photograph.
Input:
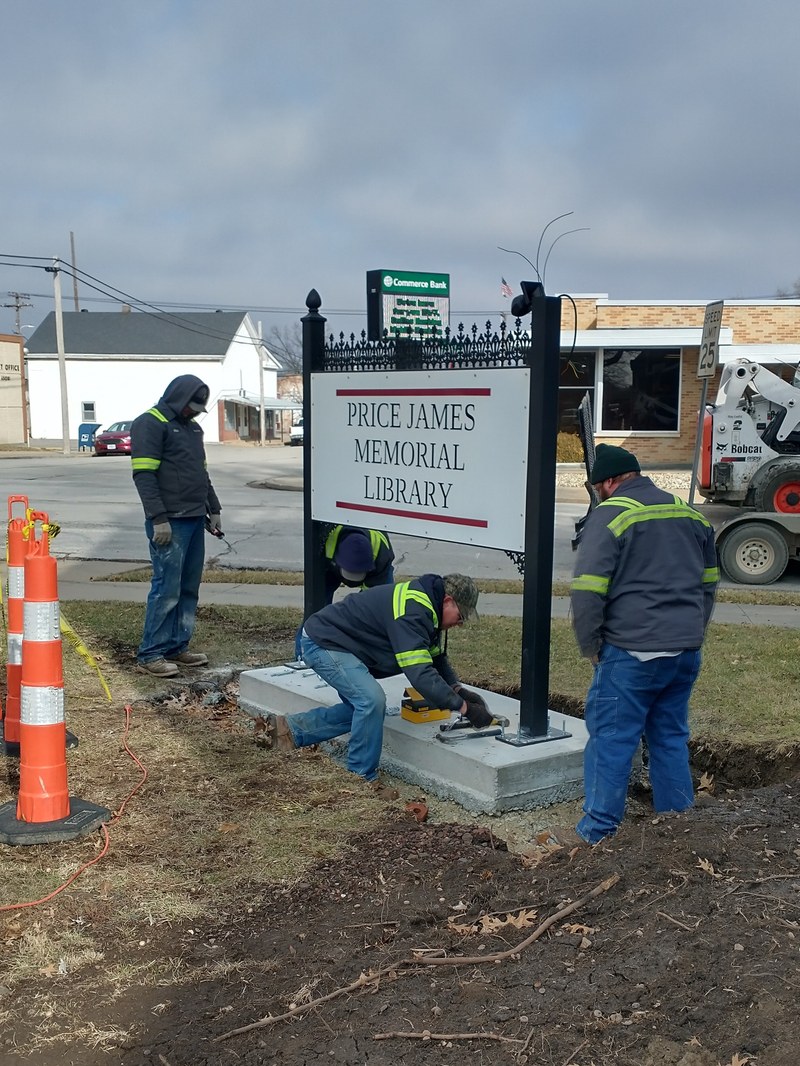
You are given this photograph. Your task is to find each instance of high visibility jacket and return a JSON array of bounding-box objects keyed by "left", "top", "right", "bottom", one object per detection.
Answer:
[
  {"left": 570, "top": 475, "right": 718, "bottom": 658},
  {"left": 130, "top": 374, "right": 221, "bottom": 523},
  {"left": 304, "top": 573, "right": 463, "bottom": 712},
  {"left": 323, "top": 524, "right": 395, "bottom": 602}
]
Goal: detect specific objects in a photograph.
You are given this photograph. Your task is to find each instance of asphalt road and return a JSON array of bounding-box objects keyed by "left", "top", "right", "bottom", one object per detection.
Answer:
[{"left": 2, "top": 445, "right": 799, "bottom": 589}]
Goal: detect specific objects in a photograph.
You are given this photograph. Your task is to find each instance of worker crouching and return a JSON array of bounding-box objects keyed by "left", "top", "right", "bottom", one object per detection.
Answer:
[{"left": 269, "top": 573, "right": 480, "bottom": 799}]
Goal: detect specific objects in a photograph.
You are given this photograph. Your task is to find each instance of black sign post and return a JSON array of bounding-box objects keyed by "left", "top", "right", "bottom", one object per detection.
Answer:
[
  {"left": 301, "top": 289, "right": 327, "bottom": 622},
  {"left": 499, "top": 283, "right": 571, "bottom": 746}
]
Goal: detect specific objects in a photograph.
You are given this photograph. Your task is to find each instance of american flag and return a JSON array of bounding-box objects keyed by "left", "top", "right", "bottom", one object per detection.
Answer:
[{"left": 500, "top": 277, "right": 514, "bottom": 299}]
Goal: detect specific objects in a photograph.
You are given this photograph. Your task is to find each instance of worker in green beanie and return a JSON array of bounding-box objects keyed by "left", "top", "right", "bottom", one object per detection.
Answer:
[{"left": 544, "top": 444, "right": 719, "bottom": 851}]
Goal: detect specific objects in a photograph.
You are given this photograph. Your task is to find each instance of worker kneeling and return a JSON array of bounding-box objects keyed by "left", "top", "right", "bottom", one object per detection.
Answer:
[{"left": 269, "top": 574, "right": 481, "bottom": 798}]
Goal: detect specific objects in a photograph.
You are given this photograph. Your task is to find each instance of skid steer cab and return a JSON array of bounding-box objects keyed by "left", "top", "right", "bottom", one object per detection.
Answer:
[{"left": 698, "top": 358, "right": 800, "bottom": 512}]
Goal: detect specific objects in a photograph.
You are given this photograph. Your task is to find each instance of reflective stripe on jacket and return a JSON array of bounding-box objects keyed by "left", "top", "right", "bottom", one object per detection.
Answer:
[
  {"left": 570, "top": 475, "right": 718, "bottom": 658},
  {"left": 323, "top": 525, "right": 395, "bottom": 585}
]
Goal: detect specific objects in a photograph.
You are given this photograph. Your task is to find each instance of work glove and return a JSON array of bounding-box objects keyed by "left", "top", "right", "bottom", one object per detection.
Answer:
[
  {"left": 458, "top": 686, "right": 494, "bottom": 729},
  {"left": 152, "top": 520, "right": 172, "bottom": 547},
  {"left": 207, "top": 514, "right": 222, "bottom": 534}
]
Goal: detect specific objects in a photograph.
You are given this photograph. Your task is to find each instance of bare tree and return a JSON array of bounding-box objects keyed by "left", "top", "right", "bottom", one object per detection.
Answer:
[
  {"left": 267, "top": 322, "right": 303, "bottom": 374},
  {"left": 776, "top": 278, "right": 800, "bottom": 298}
]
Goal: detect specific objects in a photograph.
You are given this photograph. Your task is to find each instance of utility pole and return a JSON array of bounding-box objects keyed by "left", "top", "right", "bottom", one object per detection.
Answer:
[
  {"left": 3, "top": 292, "right": 33, "bottom": 334},
  {"left": 257, "top": 320, "right": 266, "bottom": 446},
  {"left": 45, "top": 260, "right": 71, "bottom": 455},
  {"left": 69, "top": 231, "right": 80, "bottom": 310}
]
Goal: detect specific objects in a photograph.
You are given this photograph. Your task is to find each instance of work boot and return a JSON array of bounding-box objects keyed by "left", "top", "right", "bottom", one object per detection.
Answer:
[
  {"left": 266, "top": 714, "right": 296, "bottom": 752},
  {"left": 166, "top": 651, "right": 209, "bottom": 667},
  {"left": 137, "top": 657, "right": 179, "bottom": 678},
  {"left": 536, "top": 826, "right": 592, "bottom": 849}
]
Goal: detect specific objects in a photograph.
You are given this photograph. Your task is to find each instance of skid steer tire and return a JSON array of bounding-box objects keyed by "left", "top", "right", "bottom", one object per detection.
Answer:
[
  {"left": 719, "top": 522, "right": 789, "bottom": 584},
  {"left": 752, "top": 460, "right": 800, "bottom": 514}
]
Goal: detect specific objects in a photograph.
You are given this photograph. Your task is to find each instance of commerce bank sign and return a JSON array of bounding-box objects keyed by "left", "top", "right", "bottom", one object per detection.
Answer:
[
  {"left": 311, "top": 369, "right": 529, "bottom": 551},
  {"left": 366, "top": 269, "right": 450, "bottom": 340}
]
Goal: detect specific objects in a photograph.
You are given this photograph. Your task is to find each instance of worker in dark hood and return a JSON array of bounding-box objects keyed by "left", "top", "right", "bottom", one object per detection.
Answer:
[{"left": 130, "top": 374, "right": 221, "bottom": 677}]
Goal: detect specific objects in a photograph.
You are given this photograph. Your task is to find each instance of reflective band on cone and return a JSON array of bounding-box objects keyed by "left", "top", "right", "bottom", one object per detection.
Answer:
[
  {"left": 17, "top": 514, "right": 69, "bottom": 823},
  {"left": 3, "top": 494, "right": 29, "bottom": 751}
]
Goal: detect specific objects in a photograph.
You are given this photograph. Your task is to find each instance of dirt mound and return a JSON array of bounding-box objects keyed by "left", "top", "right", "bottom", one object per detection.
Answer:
[{"left": 6, "top": 781, "right": 796, "bottom": 1066}]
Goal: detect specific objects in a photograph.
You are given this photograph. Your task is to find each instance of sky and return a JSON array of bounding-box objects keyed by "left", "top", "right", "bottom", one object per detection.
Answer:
[{"left": 2, "top": 0, "right": 799, "bottom": 341}]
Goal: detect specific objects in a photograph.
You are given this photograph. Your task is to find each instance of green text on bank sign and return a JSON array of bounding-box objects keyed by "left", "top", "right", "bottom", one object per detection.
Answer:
[{"left": 382, "top": 273, "right": 449, "bottom": 296}]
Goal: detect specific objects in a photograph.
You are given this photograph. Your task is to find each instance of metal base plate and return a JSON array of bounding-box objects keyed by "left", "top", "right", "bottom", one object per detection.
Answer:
[
  {"left": 0, "top": 797, "right": 112, "bottom": 846},
  {"left": 497, "top": 726, "right": 573, "bottom": 747}
]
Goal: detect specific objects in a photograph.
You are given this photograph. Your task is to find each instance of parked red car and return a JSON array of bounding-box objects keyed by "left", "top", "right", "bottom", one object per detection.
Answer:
[{"left": 94, "top": 421, "right": 133, "bottom": 456}]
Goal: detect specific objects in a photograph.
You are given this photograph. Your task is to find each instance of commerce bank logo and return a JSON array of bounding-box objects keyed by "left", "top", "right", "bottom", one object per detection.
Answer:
[{"left": 382, "top": 274, "right": 448, "bottom": 292}]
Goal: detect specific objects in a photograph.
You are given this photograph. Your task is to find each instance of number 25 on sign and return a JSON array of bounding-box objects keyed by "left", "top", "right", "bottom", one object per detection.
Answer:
[{"left": 697, "top": 300, "right": 724, "bottom": 379}]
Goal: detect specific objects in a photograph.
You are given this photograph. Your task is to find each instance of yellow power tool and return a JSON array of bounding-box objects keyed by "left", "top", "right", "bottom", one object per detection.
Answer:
[{"left": 400, "top": 687, "right": 452, "bottom": 724}]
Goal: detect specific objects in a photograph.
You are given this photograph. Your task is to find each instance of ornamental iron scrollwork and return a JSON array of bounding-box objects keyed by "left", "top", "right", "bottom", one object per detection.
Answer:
[{"left": 323, "top": 318, "right": 532, "bottom": 373}]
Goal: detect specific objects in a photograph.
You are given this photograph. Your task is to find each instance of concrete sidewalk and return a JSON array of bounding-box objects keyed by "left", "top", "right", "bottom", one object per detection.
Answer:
[{"left": 52, "top": 559, "right": 800, "bottom": 629}]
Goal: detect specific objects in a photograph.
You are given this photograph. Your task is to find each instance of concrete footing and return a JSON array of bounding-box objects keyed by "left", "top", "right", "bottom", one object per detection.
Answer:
[{"left": 239, "top": 664, "right": 589, "bottom": 815}]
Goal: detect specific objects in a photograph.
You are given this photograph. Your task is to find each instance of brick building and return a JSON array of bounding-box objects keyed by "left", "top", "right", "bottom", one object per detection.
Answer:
[{"left": 558, "top": 297, "right": 800, "bottom": 465}]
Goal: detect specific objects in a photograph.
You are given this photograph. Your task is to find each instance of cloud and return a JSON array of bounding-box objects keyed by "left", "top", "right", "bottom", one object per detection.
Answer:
[{"left": 2, "top": 0, "right": 800, "bottom": 336}]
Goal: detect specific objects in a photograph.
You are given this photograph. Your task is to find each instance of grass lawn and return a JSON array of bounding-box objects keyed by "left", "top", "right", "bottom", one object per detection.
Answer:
[{"left": 56, "top": 598, "right": 800, "bottom": 746}]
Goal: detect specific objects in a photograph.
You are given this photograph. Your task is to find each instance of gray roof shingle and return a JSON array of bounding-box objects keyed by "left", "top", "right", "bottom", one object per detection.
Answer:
[{"left": 26, "top": 311, "right": 249, "bottom": 357}]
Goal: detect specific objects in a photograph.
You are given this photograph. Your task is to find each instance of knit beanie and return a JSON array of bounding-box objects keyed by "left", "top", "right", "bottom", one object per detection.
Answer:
[
  {"left": 334, "top": 531, "right": 374, "bottom": 581},
  {"left": 589, "top": 444, "right": 641, "bottom": 484}
]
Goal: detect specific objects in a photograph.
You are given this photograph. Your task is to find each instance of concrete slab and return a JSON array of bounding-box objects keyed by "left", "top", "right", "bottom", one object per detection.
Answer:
[{"left": 239, "top": 665, "right": 588, "bottom": 815}]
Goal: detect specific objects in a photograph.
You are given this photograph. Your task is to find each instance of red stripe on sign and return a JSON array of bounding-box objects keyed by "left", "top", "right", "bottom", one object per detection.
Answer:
[
  {"left": 335, "top": 388, "right": 491, "bottom": 397},
  {"left": 720, "top": 456, "right": 747, "bottom": 462},
  {"left": 336, "top": 501, "right": 488, "bottom": 528}
]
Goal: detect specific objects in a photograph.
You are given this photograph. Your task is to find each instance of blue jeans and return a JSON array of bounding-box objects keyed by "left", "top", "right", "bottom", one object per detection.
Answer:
[
  {"left": 577, "top": 645, "right": 701, "bottom": 844},
  {"left": 138, "top": 517, "right": 205, "bottom": 664},
  {"left": 288, "top": 632, "right": 387, "bottom": 780}
]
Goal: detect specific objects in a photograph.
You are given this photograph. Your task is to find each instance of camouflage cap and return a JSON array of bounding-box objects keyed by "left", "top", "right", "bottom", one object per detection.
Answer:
[{"left": 443, "top": 573, "right": 479, "bottom": 622}]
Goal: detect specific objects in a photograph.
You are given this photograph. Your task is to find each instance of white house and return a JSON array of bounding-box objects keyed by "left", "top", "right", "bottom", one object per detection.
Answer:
[{"left": 24, "top": 309, "right": 297, "bottom": 444}]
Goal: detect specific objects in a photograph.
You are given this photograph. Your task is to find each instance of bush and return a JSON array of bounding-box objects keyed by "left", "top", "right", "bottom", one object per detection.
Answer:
[{"left": 557, "top": 431, "right": 584, "bottom": 463}]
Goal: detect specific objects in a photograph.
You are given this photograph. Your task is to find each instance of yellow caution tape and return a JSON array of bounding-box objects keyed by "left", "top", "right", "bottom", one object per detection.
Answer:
[{"left": 60, "top": 612, "right": 113, "bottom": 703}]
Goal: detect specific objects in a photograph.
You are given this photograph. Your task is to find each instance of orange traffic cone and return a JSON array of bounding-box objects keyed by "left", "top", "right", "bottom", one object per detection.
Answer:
[
  {"left": 2, "top": 495, "right": 28, "bottom": 757},
  {"left": 0, "top": 512, "right": 109, "bottom": 845}
]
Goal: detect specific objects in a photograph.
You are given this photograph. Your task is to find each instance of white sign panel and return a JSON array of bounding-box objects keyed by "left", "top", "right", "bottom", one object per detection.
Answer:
[
  {"left": 311, "top": 369, "right": 530, "bottom": 552},
  {"left": 697, "top": 300, "right": 724, "bottom": 379}
]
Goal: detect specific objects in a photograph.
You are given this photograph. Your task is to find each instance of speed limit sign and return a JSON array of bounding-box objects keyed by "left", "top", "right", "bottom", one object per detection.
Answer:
[{"left": 697, "top": 300, "right": 724, "bottom": 379}]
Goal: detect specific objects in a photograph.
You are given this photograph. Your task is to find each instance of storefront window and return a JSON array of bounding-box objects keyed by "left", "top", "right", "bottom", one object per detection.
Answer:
[
  {"left": 601, "top": 349, "right": 680, "bottom": 432},
  {"left": 559, "top": 350, "right": 595, "bottom": 432}
]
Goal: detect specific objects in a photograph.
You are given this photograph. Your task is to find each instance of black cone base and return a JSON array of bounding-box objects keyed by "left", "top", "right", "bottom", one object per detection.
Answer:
[{"left": 0, "top": 796, "right": 111, "bottom": 846}]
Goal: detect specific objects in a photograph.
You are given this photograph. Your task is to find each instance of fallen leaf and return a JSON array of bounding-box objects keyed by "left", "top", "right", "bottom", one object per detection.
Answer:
[
  {"left": 447, "top": 920, "right": 476, "bottom": 937},
  {"left": 563, "top": 922, "right": 595, "bottom": 935},
  {"left": 696, "top": 857, "right": 722, "bottom": 878},
  {"left": 504, "top": 908, "right": 538, "bottom": 930},
  {"left": 217, "top": 822, "right": 240, "bottom": 833},
  {"left": 697, "top": 771, "right": 715, "bottom": 792}
]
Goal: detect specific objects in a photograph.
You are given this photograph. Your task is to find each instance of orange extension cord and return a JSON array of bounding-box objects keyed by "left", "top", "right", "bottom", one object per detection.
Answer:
[{"left": 0, "top": 704, "right": 147, "bottom": 913}]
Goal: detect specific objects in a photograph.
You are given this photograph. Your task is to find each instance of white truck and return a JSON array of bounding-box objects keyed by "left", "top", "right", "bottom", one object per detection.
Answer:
[
  {"left": 697, "top": 358, "right": 800, "bottom": 583},
  {"left": 289, "top": 416, "right": 304, "bottom": 446}
]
